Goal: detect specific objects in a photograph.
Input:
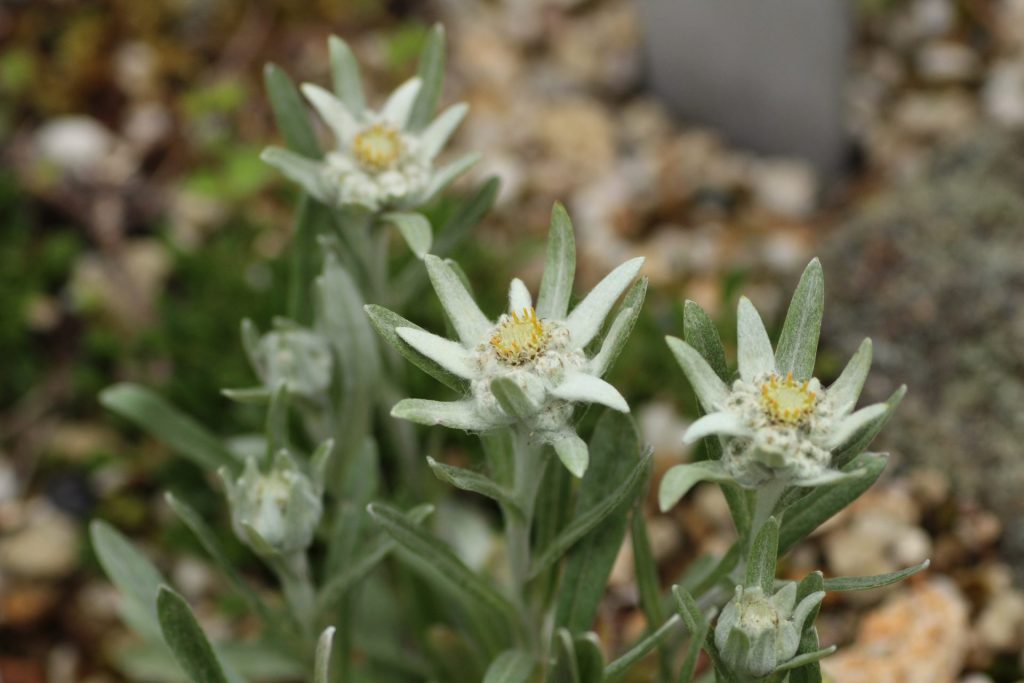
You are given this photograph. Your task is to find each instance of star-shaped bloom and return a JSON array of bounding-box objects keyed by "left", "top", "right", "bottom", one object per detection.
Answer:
[
  {"left": 376, "top": 205, "right": 646, "bottom": 477},
  {"left": 659, "top": 260, "right": 904, "bottom": 510},
  {"left": 262, "top": 35, "right": 478, "bottom": 212}
]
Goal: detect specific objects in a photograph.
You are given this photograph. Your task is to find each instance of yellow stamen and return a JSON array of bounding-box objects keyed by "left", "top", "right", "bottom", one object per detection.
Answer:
[
  {"left": 490, "top": 307, "right": 548, "bottom": 366},
  {"left": 352, "top": 123, "right": 403, "bottom": 171},
  {"left": 759, "top": 372, "right": 817, "bottom": 425}
]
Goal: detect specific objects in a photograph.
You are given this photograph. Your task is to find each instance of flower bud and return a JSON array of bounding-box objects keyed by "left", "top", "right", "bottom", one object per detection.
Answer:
[
  {"left": 714, "top": 582, "right": 824, "bottom": 679},
  {"left": 221, "top": 452, "right": 323, "bottom": 557},
  {"left": 254, "top": 328, "right": 333, "bottom": 398}
]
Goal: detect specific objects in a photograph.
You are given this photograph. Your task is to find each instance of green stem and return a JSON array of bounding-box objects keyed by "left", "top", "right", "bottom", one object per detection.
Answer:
[
  {"left": 506, "top": 428, "right": 545, "bottom": 649},
  {"left": 750, "top": 480, "right": 787, "bottom": 544},
  {"left": 275, "top": 552, "right": 317, "bottom": 641}
]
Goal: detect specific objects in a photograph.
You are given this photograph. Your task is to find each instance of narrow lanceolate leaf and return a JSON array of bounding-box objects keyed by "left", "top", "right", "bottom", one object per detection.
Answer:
[
  {"left": 549, "top": 373, "right": 629, "bottom": 413},
  {"left": 746, "top": 516, "right": 780, "bottom": 594},
  {"left": 775, "top": 258, "right": 824, "bottom": 381},
  {"left": 671, "top": 585, "right": 707, "bottom": 636},
  {"left": 381, "top": 211, "right": 432, "bottom": 258},
  {"left": 590, "top": 277, "right": 648, "bottom": 377},
  {"left": 632, "top": 507, "right": 673, "bottom": 679},
  {"left": 530, "top": 449, "right": 651, "bottom": 578},
  {"left": 551, "top": 431, "right": 589, "bottom": 479},
  {"left": 823, "top": 559, "right": 930, "bottom": 592},
  {"left": 482, "top": 650, "right": 535, "bottom": 683},
  {"left": 367, "top": 503, "right": 519, "bottom": 629},
  {"left": 314, "top": 627, "right": 335, "bottom": 683},
  {"left": 424, "top": 254, "right": 491, "bottom": 346},
  {"left": 737, "top": 296, "right": 776, "bottom": 381},
  {"left": 392, "top": 398, "right": 493, "bottom": 431},
  {"left": 537, "top": 202, "right": 576, "bottom": 320},
  {"left": 157, "top": 587, "right": 229, "bottom": 683},
  {"left": 396, "top": 327, "right": 476, "bottom": 379},
  {"left": 778, "top": 453, "right": 887, "bottom": 554},
  {"left": 566, "top": 257, "right": 645, "bottom": 348},
  {"left": 678, "top": 608, "right": 713, "bottom": 683},
  {"left": 552, "top": 629, "right": 581, "bottom": 683},
  {"left": 328, "top": 35, "right": 366, "bottom": 116},
  {"left": 788, "top": 627, "right": 824, "bottom": 683},
  {"left": 795, "top": 571, "right": 826, "bottom": 628},
  {"left": 490, "top": 377, "right": 540, "bottom": 419},
  {"left": 164, "top": 493, "right": 273, "bottom": 624},
  {"left": 408, "top": 24, "right": 446, "bottom": 131},
  {"left": 665, "top": 337, "right": 729, "bottom": 412},
  {"left": 828, "top": 338, "right": 872, "bottom": 416},
  {"left": 100, "top": 384, "right": 238, "bottom": 473},
  {"left": 264, "top": 64, "right": 320, "bottom": 159},
  {"left": 365, "top": 305, "right": 468, "bottom": 392},
  {"left": 90, "top": 520, "right": 165, "bottom": 642},
  {"left": 832, "top": 385, "right": 906, "bottom": 469},
  {"left": 683, "top": 300, "right": 729, "bottom": 381},
  {"left": 427, "top": 457, "right": 522, "bottom": 514},
  {"left": 573, "top": 633, "right": 605, "bottom": 683},
  {"left": 773, "top": 646, "right": 837, "bottom": 674},
  {"left": 556, "top": 411, "right": 640, "bottom": 632},
  {"left": 603, "top": 614, "right": 682, "bottom": 682},
  {"left": 658, "top": 460, "right": 732, "bottom": 512}
]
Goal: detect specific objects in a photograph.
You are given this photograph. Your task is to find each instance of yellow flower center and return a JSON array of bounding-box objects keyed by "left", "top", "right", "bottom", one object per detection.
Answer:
[
  {"left": 760, "top": 372, "right": 817, "bottom": 425},
  {"left": 352, "top": 123, "right": 403, "bottom": 171},
  {"left": 490, "top": 307, "right": 549, "bottom": 366}
]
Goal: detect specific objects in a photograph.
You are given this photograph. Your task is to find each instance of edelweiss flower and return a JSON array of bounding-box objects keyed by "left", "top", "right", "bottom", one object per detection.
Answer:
[
  {"left": 659, "top": 260, "right": 901, "bottom": 510},
  {"left": 262, "top": 37, "right": 478, "bottom": 212},
  {"left": 249, "top": 324, "right": 333, "bottom": 399},
  {"left": 382, "top": 206, "right": 645, "bottom": 476}
]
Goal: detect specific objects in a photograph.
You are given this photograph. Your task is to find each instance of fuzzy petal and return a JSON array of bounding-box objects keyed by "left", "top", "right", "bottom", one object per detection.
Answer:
[
  {"left": 683, "top": 410, "right": 751, "bottom": 443},
  {"left": 665, "top": 336, "right": 730, "bottom": 411},
  {"left": 550, "top": 373, "right": 629, "bottom": 412},
  {"left": 508, "top": 278, "right": 533, "bottom": 314},
  {"left": 381, "top": 77, "right": 423, "bottom": 128},
  {"left": 737, "top": 296, "right": 776, "bottom": 382},
  {"left": 395, "top": 327, "right": 477, "bottom": 379},
  {"left": 565, "top": 257, "right": 645, "bottom": 348},
  {"left": 260, "top": 147, "right": 333, "bottom": 205},
  {"left": 418, "top": 102, "right": 468, "bottom": 161},
  {"left": 829, "top": 338, "right": 872, "bottom": 416},
  {"left": 391, "top": 398, "right": 494, "bottom": 431},
  {"left": 301, "top": 83, "right": 359, "bottom": 144},
  {"left": 825, "top": 403, "right": 888, "bottom": 450},
  {"left": 423, "top": 255, "right": 491, "bottom": 346}
]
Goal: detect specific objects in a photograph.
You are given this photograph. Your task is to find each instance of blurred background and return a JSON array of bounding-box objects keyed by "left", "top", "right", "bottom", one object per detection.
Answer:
[{"left": 2, "top": 0, "right": 1024, "bottom": 681}]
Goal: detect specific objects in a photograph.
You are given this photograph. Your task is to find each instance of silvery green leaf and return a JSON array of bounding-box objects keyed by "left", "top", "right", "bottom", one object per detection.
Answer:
[
  {"left": 550, "top": 373, "right": 629, "bottom": 412},
  {"left": 423, "top": 254, "right": 491, "bottom": 345},
  {"left": 573, "top": 633, "right": 605, "bottom": 683},
  {"left": 825, "top": 402, "right": 888, "bottom": 450},
  {"left": 164, "top": 493, "right": 275, "bottom": 626},
  {"left": 631, "top": 507, "right": 673, "bottom": 679},
  {"left": 788, "top": 628, "right": 824, "bottom": 683},
  {"left": 381, "top": 211, "right": 432, "bottom": 258},
  {"left": 603, "top": 613, "right": 683, "bottom": 682},
  {"left": 775, "top": 258, "right": 824, "bottom": 381},
  {"left": 220, "top": 387, "right": 271, "bottom": 404},
  {"left": 420, "top": 102, "right": 469, "bottom": 161},
  {"left": 365, "top": 304, "right": 468, "bottom": 392},
  {"left": 421, "top": 152, "right": 482, "bottom": 202},
  {"left": 828, "top": 338, "right": 872, "bottom": 416},
  {"left": 772, "top": 646, "right": 837, "bottom": 674},
  {"left": 737, "top": 296, "right": 776, "bottom": 381},
  {"left": 678, "top": 606, "right": 714, "bottom": 683},
  {"left": 314, "top": 627, "right": 335, "bottom": 683},
  {"left": 490, "top": 376, "right": 541, "bottom": 419},
  {"left": 589, "top": 277, "right": 648, "bottom": 377},
  {"left": 822, "top": 559, "right": 930, "bottom": 592},
  {"left": 746, "top": 516, "right": 780, "bottom": 594},
  {"left": 778, "top": 452, "right": 887, "bottom": 554},
  {"left": 156, "top": 586, "right": 230, "bottom": 683},
  {"left": 260, "top": 147, "right": 332, "bottom": 205},
  {"left": 381, "top": 77, "right": 422, "bottom": 128},
  {"left": 427, "top": 457, "right": 522, "bottom": 515},
  {"left": 90, "top": 520, "right": 165, "bottom": 643},
  {"left": 530, "top": 449, "right": 651, "bottom": 578},
  {"left": 301, "top": 83, "right": 359, "bottom": 144},
  {"left": 482, "top": 650, "right": 535, "bottom": 683},
  {"left": 537, "top": 202, "right": 577, "bottom": 320},
  {"left": 396, "top": 327, "right": 476, "bottom": 379},
  {"left": 100, "top": 383, "right": 238, "bottom": 473},
  {"left": 551, "top": 430, "right": 589, "bottom": 478},
  {"left": 683, "top": 300, "right": 729, "bottom": 381},
  {"left": 658, "top": 460, "right": 732, "bottom": 512},
  {"left": 264, "top": 63, "right": 320, "bottom": 158},
  {"left": 408, "top": 24, "right": 446, "bottom": 131},
  {"left": 552, "top": 629, "right": 581, "bottom": 683},
  {"left": 671, "top": 585, "right": 708, "bottom": 636},
  {"left": 367, "top": 503, "right": 520, "bottom": 642},
  {"left": 833, "top": 385, "right": 906, "bottom": 468},
  {"left": 566, "top": 257, "right": 645, "bottom": 348},
  {"left": 328, "top": 36, "right": 365, "bottom": 116},
  {"left": 392, "top": 398, "right": 494, "bottom": 431},
  {"left": 683, "top": 411, "right": 751, "bottom": 444},
  {"left": 508, "top": 278, "right": 532, "bottom": 313},
  {"left": 665, "top": 337, "right": 729, "bottom": 412},
  {"left": 556, "top": 411, "right": 638, "bottom": 632}
]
